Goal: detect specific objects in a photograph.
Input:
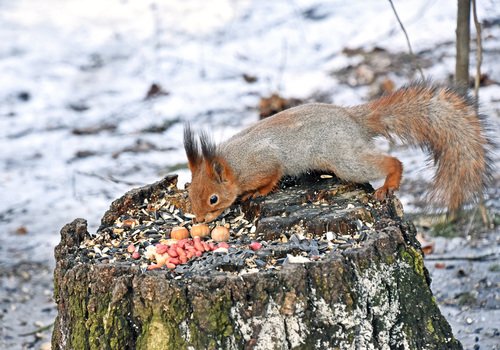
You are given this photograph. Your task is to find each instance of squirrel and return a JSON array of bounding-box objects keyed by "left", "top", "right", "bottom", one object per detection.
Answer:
[{"left": 184, "top": 81, "right": 492, "bottom": 223}]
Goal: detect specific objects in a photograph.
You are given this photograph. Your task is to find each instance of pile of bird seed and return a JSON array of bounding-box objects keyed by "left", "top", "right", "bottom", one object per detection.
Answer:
[{"left": 78, "top": 193, "right": 376, "bottom": 278}]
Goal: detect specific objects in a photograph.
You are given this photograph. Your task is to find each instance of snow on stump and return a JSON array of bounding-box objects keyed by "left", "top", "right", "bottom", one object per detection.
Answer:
[{"left": 52, "top": 174, "right": 462, "bottom": 349}]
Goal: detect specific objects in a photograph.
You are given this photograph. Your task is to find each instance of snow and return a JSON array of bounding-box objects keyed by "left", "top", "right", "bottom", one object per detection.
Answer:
[{"left": 0, "top": 0, "right": 499, "bottom": 348}]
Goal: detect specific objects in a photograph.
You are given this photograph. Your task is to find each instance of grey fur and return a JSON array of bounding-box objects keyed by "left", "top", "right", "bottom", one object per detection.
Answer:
[{"left": 220, "top": 104, "right": 385, "bottom": 185}]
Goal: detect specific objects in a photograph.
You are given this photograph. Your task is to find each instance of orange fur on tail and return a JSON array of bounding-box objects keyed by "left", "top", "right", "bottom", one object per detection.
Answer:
[{"left": 360, "top": 81, "right": 492, "bottom": 211}]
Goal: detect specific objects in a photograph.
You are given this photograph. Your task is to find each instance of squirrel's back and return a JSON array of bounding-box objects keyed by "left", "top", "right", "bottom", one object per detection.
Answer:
[{"left": 220, "top": 104, "right": 381, "bottom": 183}]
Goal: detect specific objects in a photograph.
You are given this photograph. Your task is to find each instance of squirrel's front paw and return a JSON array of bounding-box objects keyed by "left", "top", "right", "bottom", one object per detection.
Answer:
[{"left": 240, "top": 191, "right": 257, "bottom": 201}]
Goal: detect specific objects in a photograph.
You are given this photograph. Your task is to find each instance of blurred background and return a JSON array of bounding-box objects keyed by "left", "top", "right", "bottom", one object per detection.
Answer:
[{"left": 1, "top": 1, "right": 499, "bottom": 349}]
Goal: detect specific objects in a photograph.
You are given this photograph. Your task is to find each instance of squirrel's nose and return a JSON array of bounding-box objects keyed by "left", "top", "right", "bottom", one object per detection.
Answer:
[{"left": 203, "top": 212, "right": 216, "bottom": 223}]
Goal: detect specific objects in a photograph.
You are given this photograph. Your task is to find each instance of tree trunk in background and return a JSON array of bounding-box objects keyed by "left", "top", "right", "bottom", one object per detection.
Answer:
[{"left": 456, "top": 0, "right": 471, "bottom": 85}]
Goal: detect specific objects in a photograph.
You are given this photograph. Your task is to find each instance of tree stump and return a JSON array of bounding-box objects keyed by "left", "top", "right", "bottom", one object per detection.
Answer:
[{"left": 52, "top": 174, "right": 462, "bottom": 349}]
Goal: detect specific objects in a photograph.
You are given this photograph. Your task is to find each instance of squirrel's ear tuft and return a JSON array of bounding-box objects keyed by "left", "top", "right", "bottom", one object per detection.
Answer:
[
  {"left": 199, "top": 130, "right": 217, "bottom": 161},
  {"left": 184, "top": 123, "right": 201, "bottom": 171}
]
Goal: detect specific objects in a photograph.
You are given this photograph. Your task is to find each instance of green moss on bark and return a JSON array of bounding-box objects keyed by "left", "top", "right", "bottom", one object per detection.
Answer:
[
  {"left": 188, "top": 288, "right": 235, "bottom": 349},
  {"left": 68, "top": 294, "right": 90, "bottom": 349},
  {"left": 395, "top": 247, "right": 462, "bottom": 349},
  {"left": 137, "top": 313, "right": 184, "bottom": 350}
]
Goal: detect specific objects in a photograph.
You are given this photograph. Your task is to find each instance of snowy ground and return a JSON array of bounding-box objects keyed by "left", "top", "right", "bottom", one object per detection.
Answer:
[{"left": 0, "top": 0, "right": 498, "bottom": 349}]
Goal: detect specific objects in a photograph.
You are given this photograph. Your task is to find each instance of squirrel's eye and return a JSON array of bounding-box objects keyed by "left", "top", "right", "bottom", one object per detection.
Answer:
[{"left": 209, "top": 195, "right": 218, "bottom": 205}]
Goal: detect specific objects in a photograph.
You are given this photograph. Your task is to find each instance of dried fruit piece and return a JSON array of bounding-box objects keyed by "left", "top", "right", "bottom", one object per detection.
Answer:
[
  {"left": 122, "top": 218, "right": 138, "bottom": 228},
  {"left": 213, "top": 247, "right": 229, "bottom": 254},
  {"left": 193, "top": 237, "right": 204, "bottom": 252},
  {"left": 144, "top": 245, "right": 157, "bottom": 260},
  {"left": 160, "top": 239, "right": 178, "bottom": 246},
  {"left": 176, "top": 246, "right": 187, "bottom": 258},
  {"left": 169, "top": 258, "right": 180, "bottom": 265},
  {"left": 190, "top": 224, "right": 210, "bottom": 238},
  {"left": 202, "top": 241, "right": 210, "bottom": 252},
  {"left": 211, "top": 226, "right": 230, "bottom": 242},
  {"left": 249, "top": 241, "right": 262, "bottom": 251},
  {"left": 155, "top": 244, "right": 169, "bottom": 255},
  {"left": 217, "top": 242, "right": 230, "bottom": 249},
  {"left": 156, "top": 254, "right": 169, "bottom": 266},
  {"left": 147, "top": 264, "right": 162, "bottom": 270},
  {"left": 132, "top": 251, "right": 140, "bottom": 260},
  {"left": 170, "top": 226, "right": 189, "bottom": 240},
  {"left": 177, "top": 239, "right": 187, "bottom": 248},
  {"left": 127, "top": 244, "right": 136, "bottom": 253},
  {"left": 167, "top": 248, "right": 178, "bottom": 257}
]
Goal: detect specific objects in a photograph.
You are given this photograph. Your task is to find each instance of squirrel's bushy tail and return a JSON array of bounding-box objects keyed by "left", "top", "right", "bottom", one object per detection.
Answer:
[{"left": 361, "top": 81, "right": 493, "bottom": 211}]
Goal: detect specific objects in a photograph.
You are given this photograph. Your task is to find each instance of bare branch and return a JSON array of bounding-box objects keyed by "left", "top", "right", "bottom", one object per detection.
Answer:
[
  {"left": 387, "top": 0, "right": 425, "bottom": 80},
  {"left": 471, "top": 0, "right": 482, "bottom": 99},
  {"left": 470, "top": 0, "right": 491, "bottom": 227}
]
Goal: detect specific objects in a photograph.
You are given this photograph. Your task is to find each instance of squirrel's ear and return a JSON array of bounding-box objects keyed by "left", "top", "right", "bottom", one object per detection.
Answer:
[
  {"left": 198, "top": 129, "right": 234, "bottom": 182},
  {"left": 211, "top": 158, "right": 234, "bottom": 183},
  {"left": 184, "top": 123, "right": 201, "bottom": 171}
]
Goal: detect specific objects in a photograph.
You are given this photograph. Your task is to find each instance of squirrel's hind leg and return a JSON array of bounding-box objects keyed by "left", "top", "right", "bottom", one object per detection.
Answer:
[
  {"left": 369, "top": 155, "right": 403, "bottom": 200},
  {"left": 321, "top": 149, "right": 403, "bottom": 200}
]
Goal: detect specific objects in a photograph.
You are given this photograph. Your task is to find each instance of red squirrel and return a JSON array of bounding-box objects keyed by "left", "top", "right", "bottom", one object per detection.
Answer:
[{"left": 184, "top": 82, "right": 492, "bottom": 223}]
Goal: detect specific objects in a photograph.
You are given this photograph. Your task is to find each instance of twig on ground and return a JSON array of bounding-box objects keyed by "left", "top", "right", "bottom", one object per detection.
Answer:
[
  {"left": 425, "top": 253, "right": 497, "bottom": 262},
  {"left": 76, "top": 170, "right": 143, "bottom": 187},
  {"left": 19, "top": 323, "right": 53, "bottom": 337},
  {"left": 464, "top": 206, "right": 478, "bottom": 237}
]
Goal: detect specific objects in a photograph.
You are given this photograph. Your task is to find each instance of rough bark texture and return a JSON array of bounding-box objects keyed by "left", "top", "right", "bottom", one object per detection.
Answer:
[{"left": 53, "top": 175, "right": 462, "bottom": 350}]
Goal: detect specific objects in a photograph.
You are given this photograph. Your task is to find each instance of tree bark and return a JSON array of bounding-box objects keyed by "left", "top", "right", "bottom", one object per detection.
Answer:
[
  {"left": 52, "top": 175, "right": 462, "bottom": 349},
  {"left": 456, "top": 0, "right": 471, "bottom": 85}
]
